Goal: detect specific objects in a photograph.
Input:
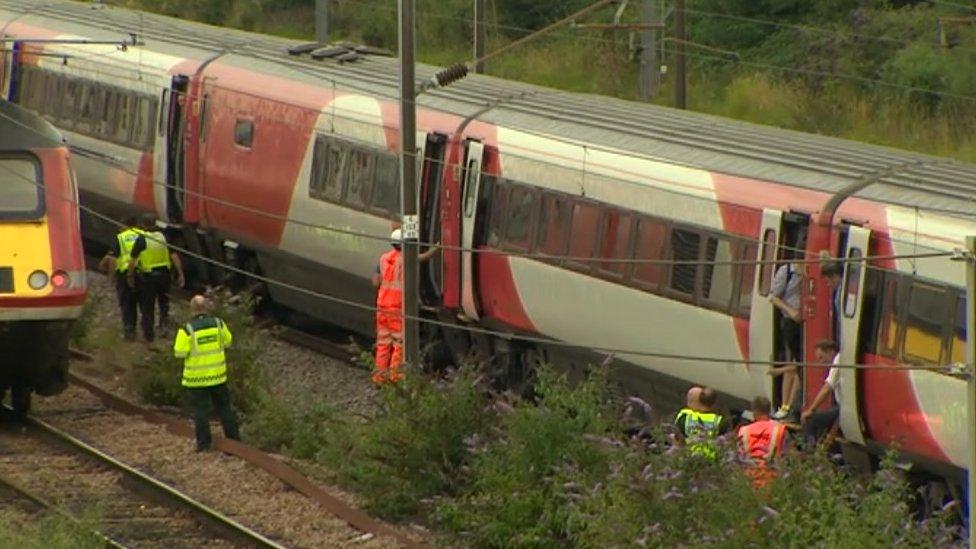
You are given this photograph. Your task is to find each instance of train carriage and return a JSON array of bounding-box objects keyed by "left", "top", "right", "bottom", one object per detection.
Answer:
[
  {"left": 3, "top": 0, "right": 976, "bottom": 503},
  {"left": 0, "top": 99, "right": 86, "bottom": 411}
]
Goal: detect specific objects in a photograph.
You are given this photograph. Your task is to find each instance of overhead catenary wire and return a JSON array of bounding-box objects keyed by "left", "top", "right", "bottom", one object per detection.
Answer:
[
  {"left": 5, "top": 8, "right": 976, "bottom": 254},
  {"left": 1, "top": 160, "right": 961, "bottom": 375},
  {"left": 17, "top": 0, "right": 976, "bottom": 109},
  {"left": 0, "top": 104, "right": 965, "bottom": 269}
]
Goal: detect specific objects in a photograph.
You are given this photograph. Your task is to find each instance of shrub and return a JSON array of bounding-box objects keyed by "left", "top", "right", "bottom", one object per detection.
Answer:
[
  {"left": 69, "top": 292, "right": 99, "bottom": 351},
  {"left": 318, "top": 368, "right": 492, "bottom": 521},
  {"left": 133, "top": 290, "right": 270, "bottom": 417},
  {"left": 436, "top": 367, "right": 618, "bottom": 546}
]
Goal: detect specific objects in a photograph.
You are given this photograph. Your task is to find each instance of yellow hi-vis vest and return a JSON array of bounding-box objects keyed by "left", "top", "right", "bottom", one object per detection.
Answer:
[
  {"left": 675, "top": 408, "right": 724, "bottom": 460},
  {"left": 115, "top": 228, "right": 142, "bottom": 273},
  {"left": 138, "top": 230, "right": 172, "bottom": 272},
  {"left": 173, "top": 315, "right": 233, "bottom": 388}
]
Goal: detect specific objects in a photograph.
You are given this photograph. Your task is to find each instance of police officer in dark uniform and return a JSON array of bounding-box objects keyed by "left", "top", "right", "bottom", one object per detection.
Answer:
[
  {"left": 127, "top": 214, "right": 185, "bottom": 342},
  {"left": 99, "top": 216, "right": 141, "bottom": 341}
]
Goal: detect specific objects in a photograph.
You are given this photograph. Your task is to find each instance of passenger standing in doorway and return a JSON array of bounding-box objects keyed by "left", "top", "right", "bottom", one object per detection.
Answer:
[
  {"left": 370, "top": 229, "right": 439, "bottom": 385},
  {"left": 821, "top": 261, "right": 843, "bottom": 345},
  {"left": 99, "top": 217, "right": 141, "bottom": 341},
  {"left": 173, "top": 295, "right": 239, "bottom": 452},
  {"left": 769, "top": 253, "right": 804, "bottom": 420},
  {"left": 128, "top": 214, "right": 185, "bottom": 342}
]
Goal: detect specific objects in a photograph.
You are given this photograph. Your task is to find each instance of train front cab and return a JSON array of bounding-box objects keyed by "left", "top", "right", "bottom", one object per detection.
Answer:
[{"left": 0, "top": 130, "right": 86, "bottom": 411}]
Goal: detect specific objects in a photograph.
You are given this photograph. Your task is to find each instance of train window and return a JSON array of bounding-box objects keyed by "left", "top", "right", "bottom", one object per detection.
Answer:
[
  {"left": 158, "top": 89, "right": 169, "bottom": 137},
  {"left": 567, "top": 201, "right": 599, "bottom": 268},
  {"left": 234, "top": 119, "right": 254, "bottom": 149},
  {"left": 0, "top": 156, "right": 43, "bottom": 219},
  {"left": 735, "top": 241, "right": 758, "bottom": 317},
  {"left": 487, "top": 183, "right": 509, "bottom": 248},
  {"left": 950, "top": 295, "right": 966, "bottom": 365},
  {"left": 878, "top": 277, "right": 900, "bottom": 357},
  {"left": 669, "top": 228, "right": 700, "bottom": 296},
  {"left": 598, "top": 211, "right": 633, "bottom": 277},
  {"left": 536, "top": 194, "right": 570, "bottom": 258},
  {"left": 345, "top": 148, "right": 374, "bottom": 208},
  {"left": 758, "top": 229, "right": 776, "bottom": 296},
  {"left": 43, "top": 71, "right": 63, "bottom": 122},
  {"left": 114, "top": 93, "right": 133, "bottom": 144},
  {"left": 842, "top": 248, "right": 862, "bottom": 318},
  {"left": 371, "top": 153, "right": 400, "bottom": 215},
  {"left": 75, "top": 82, "right": 93, "bottom": 134},
  {"left": 903, "top": 282, "right": 947, "bottom": 365},
  {"left": 137, "top": 96, "right": 158, "bottom": 150},
  {"left": 505, "top": 185, "right": 537, "bottom": 251},
  {"left": 633, "top": 217, "right": 667, "bottom": 288},
  {"left": 703, "top": 236, "right": 734, "bottom": 309}
]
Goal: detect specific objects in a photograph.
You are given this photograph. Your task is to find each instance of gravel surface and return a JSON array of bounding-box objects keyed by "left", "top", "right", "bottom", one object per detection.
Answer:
[
  {"left": 32, "top": 386, "right": 406, "bottom": 548},
  {"left": 78, "top": 271, "right": 381, "bottom": 418},
  {"left": 41, "top": 270, "right": 426, "bottom": 547}
]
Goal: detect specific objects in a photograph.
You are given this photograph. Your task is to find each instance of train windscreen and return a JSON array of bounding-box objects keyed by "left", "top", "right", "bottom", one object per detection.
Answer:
[{"left": 0, "top": 155, "right": 44, "bottom": 219}]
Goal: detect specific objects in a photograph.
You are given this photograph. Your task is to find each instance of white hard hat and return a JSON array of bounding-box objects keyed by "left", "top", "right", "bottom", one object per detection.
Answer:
[{"left": 390, "top": 228, "right": 402, "bottom": 244}]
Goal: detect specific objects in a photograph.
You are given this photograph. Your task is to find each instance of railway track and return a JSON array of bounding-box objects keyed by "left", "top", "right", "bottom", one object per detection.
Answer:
[{"left": 0, "top": 410, "right": 284, "bottom": 548}]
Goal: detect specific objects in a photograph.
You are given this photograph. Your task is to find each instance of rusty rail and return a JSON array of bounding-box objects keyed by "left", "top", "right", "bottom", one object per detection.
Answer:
[{"left": 67, "top": 348, "right": 421, "bottom": 548}]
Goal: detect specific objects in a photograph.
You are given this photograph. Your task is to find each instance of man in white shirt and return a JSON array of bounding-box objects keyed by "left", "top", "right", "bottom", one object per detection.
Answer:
[{"left": 800, "top": 339, "right": 840, "bottom": 448}]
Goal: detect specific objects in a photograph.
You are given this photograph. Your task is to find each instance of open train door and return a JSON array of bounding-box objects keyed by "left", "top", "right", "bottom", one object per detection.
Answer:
[
  {"left": 835, "top": 225, "right": 869, "bottom": 445},
  {"left": 748, "top": 209, "right": 783, "bottom": 399},
  {"left": 459, "top": 140, "right": 485, "bottom": 320},
  {"left": 162, "top": 75, "right": 189, "bottom": 223},
  {"left": 419, "top": 132, "right": 448, "bottom": 305}
]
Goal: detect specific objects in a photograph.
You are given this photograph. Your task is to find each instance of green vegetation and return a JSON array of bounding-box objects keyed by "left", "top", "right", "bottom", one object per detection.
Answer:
[
  {"left": 0, "top": 509, "right": 106, "bottom": 549},
  {"left": 246, "top": 365, "right": 961, "bottom": 547},
  {"left": 114, "top": 0, "right": 976, "bottom": 162},
  {"left": 69, "top": 291, "right": 99, "bottom": 351},
  {"left": 133, "top": 291, "right": 271, "bottom": 418}
]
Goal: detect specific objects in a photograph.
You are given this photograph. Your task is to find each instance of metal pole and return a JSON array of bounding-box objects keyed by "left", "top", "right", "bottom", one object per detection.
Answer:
[
  {"left": 674, "top": 0, "right": 687, "bottom": 109},
  {"left": 315, "top": 0, "right": 329, "bottom": 44},
  {"left": 638, "top": 0, "right": 658, "bottom": 100},
  {"left": 967, "top": 235, "right": 976, "bottom": 549},
  {"left": 399, "top": 0, "right": 421, "bottom": 368},
  {"left": 474, "top": 0, "right": 486, "bottom": 73}
]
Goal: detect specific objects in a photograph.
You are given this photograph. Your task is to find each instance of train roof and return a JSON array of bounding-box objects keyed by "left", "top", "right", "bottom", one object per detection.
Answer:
[
  {"left": 4, "top": 0, "right": 976, "bottom": 218},
  {"left": 0, "top": 99, "right": 62, "bottom": 151}
]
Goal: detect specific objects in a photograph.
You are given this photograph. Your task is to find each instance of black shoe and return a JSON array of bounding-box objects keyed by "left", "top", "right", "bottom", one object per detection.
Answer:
[
  {"left": 123, "top": 333, "right": 136, "bottom": 342},
  {"left": 196, "top": 445, "right": 210, "bottom": 453}
]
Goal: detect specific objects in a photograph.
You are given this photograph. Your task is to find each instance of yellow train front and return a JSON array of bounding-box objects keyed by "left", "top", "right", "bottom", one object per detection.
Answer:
[{"left": 0, "top": 100, "right": 86, "bottom": 412}]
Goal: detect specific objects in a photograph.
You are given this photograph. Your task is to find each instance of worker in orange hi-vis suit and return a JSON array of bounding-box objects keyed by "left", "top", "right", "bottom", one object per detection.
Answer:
[{"left": 371, "top": 229, "right": 439, "bottom": 385}]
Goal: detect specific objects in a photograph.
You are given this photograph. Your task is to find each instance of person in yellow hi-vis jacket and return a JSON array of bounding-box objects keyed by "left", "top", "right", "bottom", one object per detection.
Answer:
[{"left": 173, "top": 295, "right": 239, "bottom": 452}]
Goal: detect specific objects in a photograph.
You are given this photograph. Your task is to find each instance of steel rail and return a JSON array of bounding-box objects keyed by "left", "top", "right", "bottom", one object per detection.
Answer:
[
  {"left": 7, "top": 406, "right": 287, "bottom": 548},
  {"left": 0, "top": 470, "right": 126, "bottom": 549},
  {"left": 66, "top": 347, "right": 420, "bottom": 548}
]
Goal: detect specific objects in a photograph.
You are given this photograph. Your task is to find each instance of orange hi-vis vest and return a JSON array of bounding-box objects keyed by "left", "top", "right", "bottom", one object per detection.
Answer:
[
  {"left": 738, "top": 419, "right": 787, "bottom": 465},
  {"left": 377, "top": 248, "right": 403, "bottom": 310}
]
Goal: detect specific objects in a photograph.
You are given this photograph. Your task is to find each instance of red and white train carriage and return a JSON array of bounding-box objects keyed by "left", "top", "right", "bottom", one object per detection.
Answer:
[{"left": 3, "top": 0, "right": 976, "bottom": 500}]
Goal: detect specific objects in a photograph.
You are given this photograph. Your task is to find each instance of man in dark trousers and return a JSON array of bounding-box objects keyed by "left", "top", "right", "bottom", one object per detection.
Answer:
[
  {"left": 173, "top": 295, "right": 239, "bottom": 452},
  {"left": 99, "top": 217, "right": 142, "bottom": 341},
  {"left": 128, "top": 215, "right": 185, "bottom": 341}
]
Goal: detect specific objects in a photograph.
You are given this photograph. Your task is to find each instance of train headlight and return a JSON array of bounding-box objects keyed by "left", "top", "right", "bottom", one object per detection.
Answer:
[
  {"left": 51, "top": 271, "right": 70, "bottom": 289},
  {"left": 28, "top": 270, "right": 49, "bottom": 289}
]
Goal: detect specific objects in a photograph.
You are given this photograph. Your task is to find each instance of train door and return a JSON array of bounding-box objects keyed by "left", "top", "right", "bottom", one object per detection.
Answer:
[
  {"left": 834, "top": 224, "right": 870, "bottom": 445},
  {"left": 420, "top": 132, "right": 447, "bottom": 305},
  {"left": 460, "top": 140, "right": 486, "bottom": 320},
  {"left": 164, "top": 75, "right": 189, "bottom": 222},
  {"left": 748, "top": 209, "right": 783, "bottom": 399},
  {"left": 749, "top": 209, "right": 808, "bottom": 402}
]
